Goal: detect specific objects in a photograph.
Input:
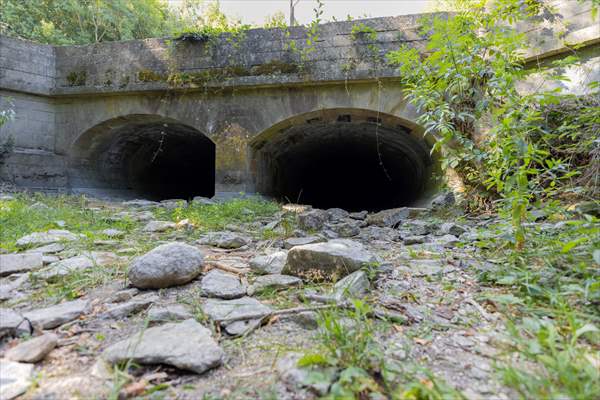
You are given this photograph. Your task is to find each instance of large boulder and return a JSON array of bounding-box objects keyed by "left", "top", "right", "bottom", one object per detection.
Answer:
[
  {"left": 128, "top": 243, "right": 204, "bottom": 289},
  {"left": 283, "top": 239, "right": 378, "bottom": 281},
  {"left": 366, "top": 208, "right": 410, "bottom": 228},
  {"left": 102, "top": 319, "right": 223, "bottom": 374}
]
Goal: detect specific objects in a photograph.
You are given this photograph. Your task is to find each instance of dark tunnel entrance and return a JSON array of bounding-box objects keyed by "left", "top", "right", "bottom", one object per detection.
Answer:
[
  {"left": 69, "top": 116, "right": 215, "bottom": 200},
  {"left": 253, "top": 111, "right": 434, "bottom": 212}
]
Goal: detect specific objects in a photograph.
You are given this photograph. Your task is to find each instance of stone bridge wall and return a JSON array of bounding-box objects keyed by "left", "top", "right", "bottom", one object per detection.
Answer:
[{"left": 0, "top": 2, "right": 598, "bottom": 197}]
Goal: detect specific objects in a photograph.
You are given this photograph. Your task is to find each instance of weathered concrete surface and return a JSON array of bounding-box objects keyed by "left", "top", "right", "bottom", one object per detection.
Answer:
[{"left": 0, "top": 4, "right": 597, "bottom": 198}]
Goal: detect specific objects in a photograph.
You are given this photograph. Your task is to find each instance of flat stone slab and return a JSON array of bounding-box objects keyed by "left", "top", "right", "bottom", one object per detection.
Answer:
[
  {"left": 128, "top": 242, "right": 204, "bottom": 289},
  {"left": 0, "top": 253, "right": 43, "bottom": 277},
  {"left": 16, "top": 230, "right": 80, "bottom": 248},
  {"left": 102, "top": 319, "right": 223, "bottom": 374},
  {"left": 283, "top": 236, "right": 324, "bottom": 250},
  {"left": 333, "top": 270, "right": 370, "bottom": 300},
  {"left": 249, "top": 251, "right": 288, "bottom": 275},
  {"left": 0, "top": 308, "right": 25, "bottom": 338},
  {"left": 202, "top": 297, "right": 272, "bottom": 336},
  {"left": 200, "top": 269, "right": 246, "bottom": 299},
  {"left": 283, "top": 239, "right": 378, "bottom": 281},
  {"left": 142, "top": 220, "right": 176, "bottom": 233},
  {"left": 198, "top": 232, "right": 251, "bottom": 249},
  {"left": 0, "top": 360, "right": 34, "bottom": 400},
  {"left": 101, "top": 294, "right": 158, "bottom": 319},
  {"left": 148, "top": 304, "right": 192, "bottom": 322},
  {"left": 24, "top": 299, "right": 88, "bottom": 329},
  {"left": 248, "top": 274, "right": 302, "bottom": 295},
  {"left": 24, "top": 243, "right": 65, "bottom": 254},
  {"left": 38, "top": 252, "right": 121, "bottom": 280},
  {"left": 5, "top": 333, "right": 58, "bottom": 363}
]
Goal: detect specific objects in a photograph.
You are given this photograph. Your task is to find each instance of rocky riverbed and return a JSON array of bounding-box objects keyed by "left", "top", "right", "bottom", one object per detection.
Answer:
[{"left": 0, "top": 192, "right": 553, "bottom": 399}]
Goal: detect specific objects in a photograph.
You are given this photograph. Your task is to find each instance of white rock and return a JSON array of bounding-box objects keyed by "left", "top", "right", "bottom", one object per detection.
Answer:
[
  {"left": 202, "top": 297, "right": 271, "bottom": 336},
  {"left": 0, "top": 360, "right": 34, "bottom": 399}
]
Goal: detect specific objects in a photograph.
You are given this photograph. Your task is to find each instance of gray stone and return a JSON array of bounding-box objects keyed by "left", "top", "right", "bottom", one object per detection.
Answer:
[
  {"left": 122, "top": 199, "right": 159, "bottom": 208},
  {"left": 283, "top": 239, "right": 378, "bottom": 280},
  {"left": 437, "top": 234, "right": 460, "bottom": 248},
  {"left": 326, "top": 221, "right": 361, "bottom": 237},
  {"left": 42, "top": 255, "right": 60, "bottom": 264},
  {"left": 24, "top": 299, "right": 88, "bottom": 329},
  {"left": 333, "top": 270, "right": 370, "bottom": 299},
  {"left": 16, "top": 230, "right": 80, "bottom": 248},
  {"left": 102, "top": 319, "right": 223, "bottom": 374},
  {"left": 199, "top": 232, "right": 251, "bottom": 249},
  {"left": 281, "top": 311, "right": 319, "bottom": 330},
  {"left": 200, "top": 269, "right": 246, "bottom": 299},
  {"left": 248, "top": 274, "right": 302, "bottom": 295},
  {"left": 106, "top": 288, "right": 139, "bottom": 303},
  {"left": 403, "top": 235, "right": 427, "bottom": 245},
  {"left": 101, "top": 293, "right": 158, "bottom": 319},
  {"left": 402, "top": 220, "right": 434, "bottom": 236},
  {"left": 249, "top": 251, "right": 288, "bottom": 274},
  {"left": 128, "top": 242, "right": 204, "bottom": 289},
  {"left": 29, "top": 202, "right": 50, "bottom": 211},
  {"left": 148, "top": 304, "right": 192, "bottom": 322},
  {"left": 431, "top": 191, "right": 455, "bottom": 208},
  {"left": 5, "top": 333, "right": 58, "bottom": 363},
  {"left": 349, "top": 210, "right": 368, "bottom": 220},
  {"left": 283, "top": 236, "right": 324, "bottom": 249},
  {"left": 326, "top": 208, "right": 350, "bottom": 221},
  {"left": 0, "top": 308, "right": 25, "bottom": 338},
  {"left": 297, "top": 209, "right": 329, "bottom": 231},
  {"left": 142, "top": 220, "right": 176, "bottom": 233},
  {"left": 192, "top": 196, "right": 216, "bottom": 206},
  {"left": 0, "top": 253, "right": 43, "bottom": 277},
  {"left": 366, "top": 208, "right": 410, "bottom": 227},
  {"left": 160, "top": 199, "right": 188, "bottom": 210},
  {"left": 359, "top": 226, "right": 400, "bottom": 242},
  {"left": 39, "top": 251, "right": 121, "bottom": 280},
  {"left": 0, "top": 360, "right": 34, "bottom": 400},
  {"left": 202, "top": 297, "right": 272, "bottom": 336},
  {"left": 0, "top": 276, "right": 29, "bottom": 303},
  {"left": 24, "top": 243, "right": 64, "bottom": 254},
  {"left": 439, "top": 222, "right": 468, "bottom": 237},
  {"left": 276, "top": 353, "right": 336, "bottom": 395},
  {"left": 101, "top": 229, "right": 125, "bottom": 238}
]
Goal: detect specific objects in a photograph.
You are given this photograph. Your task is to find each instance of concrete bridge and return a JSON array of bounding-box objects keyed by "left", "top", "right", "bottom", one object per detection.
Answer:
[{"left": 1, "top": 3, "right": 598, "bottom": 211}]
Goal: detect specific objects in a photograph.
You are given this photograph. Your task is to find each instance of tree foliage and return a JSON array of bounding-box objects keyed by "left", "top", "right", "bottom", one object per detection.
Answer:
[{"left": 387, "top": 0, "right": 599, "bottom": 248}]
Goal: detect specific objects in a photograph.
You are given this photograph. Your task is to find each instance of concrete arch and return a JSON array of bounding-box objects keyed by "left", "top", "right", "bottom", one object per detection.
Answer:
[
  {"left": 68, "top": 114, "right": 215, "bottom": 200},
  {"left": 249, "top": 108, "right": 437, "bottom": 211}
]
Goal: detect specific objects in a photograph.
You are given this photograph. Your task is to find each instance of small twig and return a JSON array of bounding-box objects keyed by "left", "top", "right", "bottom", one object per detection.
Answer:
[{"left": 204, "top": 262, "right": 249, "bottom": 275}]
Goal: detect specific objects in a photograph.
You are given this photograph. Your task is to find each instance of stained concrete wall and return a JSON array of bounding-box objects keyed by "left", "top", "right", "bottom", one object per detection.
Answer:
[{"left": 0, "top": 4, "right": 598, "bottom": 196}]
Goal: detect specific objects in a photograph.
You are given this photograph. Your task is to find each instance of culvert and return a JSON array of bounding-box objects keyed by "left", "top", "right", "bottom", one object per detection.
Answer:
[
  {"left": 252, "top": 113, "right": 434, "bottom": 211},
  {"left": 69, "top": 116, "right": 215, "bottom": 200}
]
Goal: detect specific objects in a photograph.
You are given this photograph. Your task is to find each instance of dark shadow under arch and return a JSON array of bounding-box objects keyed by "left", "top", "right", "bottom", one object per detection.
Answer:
[
  {"left": 69, "top": 114, "right": 215, "bottom": 200},
  {"left": 250, "top": 109, "right": 436, "bottom": 211}
]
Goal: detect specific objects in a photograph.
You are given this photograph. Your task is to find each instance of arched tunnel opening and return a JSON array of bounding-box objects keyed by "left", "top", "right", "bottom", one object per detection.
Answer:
[
  {"left": 69, "top": 116, "right": 215, "bottom": 200},
  {"left": 252, "top": 112, "right": 434, "bottom": 212}
]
